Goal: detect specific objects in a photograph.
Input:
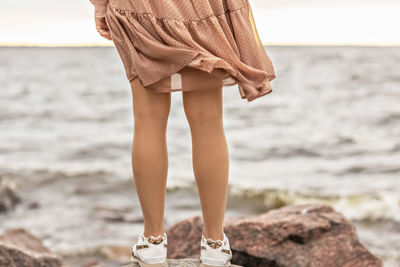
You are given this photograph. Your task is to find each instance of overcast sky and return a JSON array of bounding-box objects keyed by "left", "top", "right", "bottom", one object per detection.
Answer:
[{"left": 0, "top": 0, "right": 399, "bottom": 45}]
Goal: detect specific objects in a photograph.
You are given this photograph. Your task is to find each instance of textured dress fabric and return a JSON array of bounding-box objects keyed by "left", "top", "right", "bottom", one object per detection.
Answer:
[{"left": 90, "top": 0, "right": 276, "bottom": 102}]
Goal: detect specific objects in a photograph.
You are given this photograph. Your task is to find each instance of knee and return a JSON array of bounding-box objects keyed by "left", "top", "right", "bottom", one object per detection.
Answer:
[
  {"left": 134, "top": 107, "right": 169, "bottom": 125},
  {"left": 184, "top": 106, "right": 223, "bottom": 126}
]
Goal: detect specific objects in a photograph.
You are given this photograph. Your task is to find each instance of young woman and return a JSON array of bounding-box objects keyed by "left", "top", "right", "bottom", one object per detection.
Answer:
[{"left": 89, "top": 0, "right": 276, "bottom": 266}]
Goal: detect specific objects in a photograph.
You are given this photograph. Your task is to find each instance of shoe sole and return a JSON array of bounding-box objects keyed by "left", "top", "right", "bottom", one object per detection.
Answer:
[{"left": 130, "top": 255, "right": 168, "bottom": 267}]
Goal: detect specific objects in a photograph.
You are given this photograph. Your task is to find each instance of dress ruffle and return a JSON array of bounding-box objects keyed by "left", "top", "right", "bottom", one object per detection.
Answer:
[{"left": 105, "top": 0, "right": 276, "bottom": 102}]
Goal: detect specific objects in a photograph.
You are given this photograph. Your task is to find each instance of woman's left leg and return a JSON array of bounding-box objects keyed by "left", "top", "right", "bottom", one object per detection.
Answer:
[{"left": 182, "top": 85, "right": 229, "bottom": 242}]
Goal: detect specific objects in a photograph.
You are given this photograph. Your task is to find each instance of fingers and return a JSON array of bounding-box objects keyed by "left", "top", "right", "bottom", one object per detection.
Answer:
[
  {"left": 96, "top": 25, "right": 112, "bottom": 40},
  {"left": 95, "top": 17, "right": 113, "bottom": 41},
  {"left": 97, "top": 27, "right": 112, "bottom": 40}
]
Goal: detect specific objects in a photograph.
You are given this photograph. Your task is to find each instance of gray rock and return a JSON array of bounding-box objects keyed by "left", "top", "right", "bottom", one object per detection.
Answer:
[{"left": 0, "top": 183, "right": 20, "bottom": 213}]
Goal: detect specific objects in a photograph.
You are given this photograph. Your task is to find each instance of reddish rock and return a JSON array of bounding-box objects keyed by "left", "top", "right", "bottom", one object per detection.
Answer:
[
  {"left": 166, "top": 204, "right": 383, "bottom": 267},
  {"left": 0, "top": 228, "right": 62, "bottom": 267}
]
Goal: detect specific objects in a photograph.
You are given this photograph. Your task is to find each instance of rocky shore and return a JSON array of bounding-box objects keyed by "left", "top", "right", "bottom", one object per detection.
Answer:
[{"left": 0, "top": 182, "right": 382, "bottom": 267}]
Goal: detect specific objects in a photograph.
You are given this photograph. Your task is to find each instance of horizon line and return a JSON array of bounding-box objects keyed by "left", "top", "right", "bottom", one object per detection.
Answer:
[{"left": 0, "top": 42, "right": 399, "bottom": 47}]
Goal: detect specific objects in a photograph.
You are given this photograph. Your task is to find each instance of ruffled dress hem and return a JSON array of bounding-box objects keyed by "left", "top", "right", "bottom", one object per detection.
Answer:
[{"left": 106, "top": 0, "right": 276, "bottom": 102}]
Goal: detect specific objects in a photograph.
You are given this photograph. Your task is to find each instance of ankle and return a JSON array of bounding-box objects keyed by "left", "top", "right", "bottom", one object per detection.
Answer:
[
  {"left": 202, "top": 229, "right": 224, "bottom": 241},
  {"left": 143, "top": 228, "right": 165, "bottom": 238}
]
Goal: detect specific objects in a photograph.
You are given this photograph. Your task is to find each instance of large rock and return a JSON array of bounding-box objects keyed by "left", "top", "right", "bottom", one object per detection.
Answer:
[
  {"left": 0, "top": 228, "right": 63, "bottom": 267},
  {"left": 166, "top": 204, "right": 383, "bottom": 267}
]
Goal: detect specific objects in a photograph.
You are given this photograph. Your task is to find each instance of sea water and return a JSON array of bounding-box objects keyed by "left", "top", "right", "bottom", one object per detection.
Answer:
[{"left": 0, "top": 46, "right": 399, "bottom": 265}]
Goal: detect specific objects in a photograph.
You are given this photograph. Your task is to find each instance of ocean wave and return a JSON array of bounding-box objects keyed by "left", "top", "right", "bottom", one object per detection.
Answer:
[
  {"left": 335, "top": 164, "right": 400, "bottom": 175},
  {"left": 230, "top": 185, "right": 400, "bottom": 223},
  {"left": 166, "top": 181, "right": 400, "bottom": 223}
]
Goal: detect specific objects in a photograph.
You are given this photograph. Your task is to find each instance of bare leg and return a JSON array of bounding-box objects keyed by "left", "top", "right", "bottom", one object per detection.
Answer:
[
  {"left": 182, "top": 86, "right": 229, "bottom": 241},
  {"left": 130, "top": 77, "right": 171, "bottom": 238}
]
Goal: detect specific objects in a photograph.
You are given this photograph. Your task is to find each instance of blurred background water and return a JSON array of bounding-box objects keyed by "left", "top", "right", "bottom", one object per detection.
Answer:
[{"left": 0, "top": 46, "right": 399, "bottom": 265}]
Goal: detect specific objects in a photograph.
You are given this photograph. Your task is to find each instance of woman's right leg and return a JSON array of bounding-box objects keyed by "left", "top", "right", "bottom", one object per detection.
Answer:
[{"left": 130, "top": 77, "right": 171, "bottom": 238}]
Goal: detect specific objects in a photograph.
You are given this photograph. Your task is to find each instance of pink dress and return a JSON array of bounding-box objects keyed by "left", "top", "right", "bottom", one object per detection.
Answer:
[{"left": 89, "top": 0, "right": 276, "bottom": 102}]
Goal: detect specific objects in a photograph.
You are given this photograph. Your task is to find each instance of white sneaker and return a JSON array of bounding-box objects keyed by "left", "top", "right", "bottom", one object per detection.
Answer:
[
  {"left": 200, "top": 232, "right": 232, "bottom": 266},
  {"left": 130, "top": 230, "right": 168, "bottom": 266}
]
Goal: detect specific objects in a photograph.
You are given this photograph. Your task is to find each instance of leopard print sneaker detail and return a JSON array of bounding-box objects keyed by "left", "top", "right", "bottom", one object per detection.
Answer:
[{"left": 200, "top": 232, "right": 232, "bottom": 266}]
